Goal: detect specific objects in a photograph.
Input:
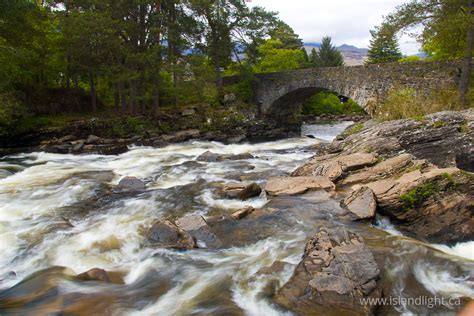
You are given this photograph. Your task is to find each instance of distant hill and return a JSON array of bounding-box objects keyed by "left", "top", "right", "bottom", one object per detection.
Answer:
[{"left": 304, "top": 42, "right": 368, "bottom": 66}]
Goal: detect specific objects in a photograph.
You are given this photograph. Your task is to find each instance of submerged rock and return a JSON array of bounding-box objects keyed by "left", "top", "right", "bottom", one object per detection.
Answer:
[
  {"left": 265, "top": 176, "right": 335, "bottom": 196},
  {"left": 147, "top": 219, "right": 196, "bottom": 249},
  {"left": 76, "top": 268, "right": 110, "bottom": 283},
  {"left": 116, "top": 176, "right": 146, "bottom": 192},
  {"left": 275, "top": 227, "right": 381, "bottom": 315},
  {"left": 341, "top": 186, "right": 377, "bottom": 220},
  {"left": 223, "top": 181, "right": 262, "bottom": 200},
  {"left": 231, "top": 206, "right": 255, "bottom": 220}
]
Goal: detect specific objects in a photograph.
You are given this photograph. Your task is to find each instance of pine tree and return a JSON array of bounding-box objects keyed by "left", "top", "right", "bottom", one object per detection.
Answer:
[
  {"left": 309, "top": 47, "right": 319, "bottom": 66},
  {"left": 316, "top": 36, "right": 344, "bottom": 67},
  {"left": 366, "top": 25, "right": 403, "bottom": 64}
]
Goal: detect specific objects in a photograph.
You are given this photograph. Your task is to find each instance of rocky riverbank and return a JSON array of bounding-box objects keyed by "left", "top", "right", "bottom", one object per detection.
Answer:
[
  {"left": 255, "top": 109, "right": 473, "bottom": 315},
  {"left": 0, "top": 117, "right": 301, "bottom": 156}
]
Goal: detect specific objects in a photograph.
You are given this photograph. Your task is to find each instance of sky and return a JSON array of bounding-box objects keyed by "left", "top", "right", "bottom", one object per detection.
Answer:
[{"left": 248, "top": 0, "right": 422, "bottom": 54}]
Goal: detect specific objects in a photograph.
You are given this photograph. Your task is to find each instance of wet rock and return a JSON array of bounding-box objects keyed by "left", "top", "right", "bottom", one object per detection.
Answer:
[
  {"left": 175, "top": 214, "right": 222, "bottom": 248},
  {"left": 161, "top": 129, "right": 200, "bottom": 142},
  {"left": 248, "top": 207, "right": 279, "bottom": 219},
  {"left": 197, "top": 150, "right": 220, "bottom": 162},
  {"left": 46, "top": 144, "right": 70, "bottom": 154},
  {"left": 223, "top": 181, "right": 262, "bottom": 200},
  {"left": 254, "top": 261, "right": 292, "bottom": 277},
  {"left": 197, "top": 151, "right": 254, "bottom": 162},
  {"left": 275, "top": 227, "right": 381, "bottom": 315},
  {"left": 116, "top": 176, "right": 146, "bottom": 192},
  {"left": 86, "top": 135, "right": 101, "bottom": 144},
  {"left": 76, "top": 268, "right": 111, "bottom": 283},
  {"left": 59, "top": 135, "right": 75, "bottom": 142},
  {"left": 341, "top": 186, "right": 377, "bottom": 220},
  {"left": 152, "top": 139, "right": 168, "bottom": 147},
  {"left": 147, "top": 219, "right": 196, "bottom": 249},
  {"left": 265, "top": 176, "right": 335, "bottom": 196},
  {"left": 231, "top": 206, "right": 255, "bottom": 220},
  {"left": 71, "top": 140, "right": 85, "bottom": 153}
]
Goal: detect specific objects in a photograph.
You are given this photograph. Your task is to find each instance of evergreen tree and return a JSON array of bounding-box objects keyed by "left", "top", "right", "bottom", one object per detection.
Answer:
[
  {"left": 366, "top": 25, "right": 403, "bottom": 64},
  {"left": 315, "top": 36, "right": 344, "bottom": 67},
  {"left": 309, "top": 47, "right": 319, "bottom": 66}
]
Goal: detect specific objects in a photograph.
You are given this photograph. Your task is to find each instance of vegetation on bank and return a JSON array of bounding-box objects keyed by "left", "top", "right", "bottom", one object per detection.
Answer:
[
  {"left": 375, "top": 87, "right": 472, "bottom": 121},
  {"left": 301, "top": 91, "right": 365, "bottom": 116}
]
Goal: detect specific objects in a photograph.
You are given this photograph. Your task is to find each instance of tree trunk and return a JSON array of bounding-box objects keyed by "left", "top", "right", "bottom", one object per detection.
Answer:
[
  {"left": 214, "top": 40, "right": 223, "bottom": 101},
  {"left": 129, "top": 80, "right": 136, "bottom": 115},
  {"left": 459, "top": 0, "right": 473, "bottom": 106},
  {"left": 89, "top": 70, "right": 97, "bottom": 112},
  {"left": 114, "top": 82, "right": 120, "bottom": 110},
  {"left": 119, "top": 81, "right": 127, "bottom": 114}
]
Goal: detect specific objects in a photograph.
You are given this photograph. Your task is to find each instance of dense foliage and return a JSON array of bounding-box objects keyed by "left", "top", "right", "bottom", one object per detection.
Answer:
[
  {"left": 380, "top": 0, "right": 473, "bottom": 104},
  {"left": 301, "top": 91, "right": 365, "bottom": 116}
]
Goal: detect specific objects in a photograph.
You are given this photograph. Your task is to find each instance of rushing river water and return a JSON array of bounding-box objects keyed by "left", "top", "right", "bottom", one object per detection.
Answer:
[{"left": 0, "top": 122, "right": 472, "bottom": 315}]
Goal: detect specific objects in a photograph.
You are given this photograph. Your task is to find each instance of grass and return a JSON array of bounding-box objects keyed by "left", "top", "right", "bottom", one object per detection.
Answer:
[
  {"left": 459, "top": 121, "right": 470, "bottom": 133},
  {"left": 375, "top": 87, "right": 471, "bottom": 121},
  {"left": 400, "top": 182, "right": 438, "bottom": 210},
  {"left": 342, "top": 122, "right": 364, "bottom": 137},
  {"left": 432, "top": 120, "right": 446, "bottom": 128}
]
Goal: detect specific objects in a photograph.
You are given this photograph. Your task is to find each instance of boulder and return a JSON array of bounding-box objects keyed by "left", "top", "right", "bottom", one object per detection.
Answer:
[
  {"left": 59, "top": 135, "right": 75, "bottom": 142},
  {"left": 197, "top": 151, "right": 254, "bottom": 162},
  {"left": 223, "top": 182, "right": 262, "bottom": 200},
  {"left": 76, "top": 268, "right": 110, "bottom": 283},
  {"left": 275, "top": 228, "right": 381, "bottom": 315},
  {"left": 369, "top": 167, "right": 474, "bottom": 243},
  {"left": 175, "top": 214, "right": 221, "bottom": 248},
  {"left": 86, "top": 135, "right": 101, "bottom": 144},
  {"left": 146, "top": 219, "right": 196, "bottom": 249},
  {"left": 265, "top": 176, "right": 335, "bottom": 196},
  {"left": 341, "top": 186, "right": 377, "bottom": 220},
  {"left": 197, "top": 150, "right": 220, "bottom": 162},
  {"left": 116, "top": 176, "right": 146, "bottom": 192},
  {"left": 231, "top": 206, "right": 255, "bottom": 220},
  {"left": 71, "top": 140, "right": 85, "bottom": 153}
]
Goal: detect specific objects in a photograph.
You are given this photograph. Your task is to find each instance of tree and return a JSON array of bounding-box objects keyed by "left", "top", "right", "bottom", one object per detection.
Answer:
[
  {"left": 253, "top": 39, "right": 304, "bottom": 72},
  {"left": 269, "top": 21, "right": 303, "bottom": 49},
  {"left": 189, "top": 0, "right": 277, "bottom": 99},
  {"left": 366, "top": 24, "right": 403, "bottom": 64},
  {"left": 382, "top": 0, "right": 473, "bottom": 105},
  {"left": 314, "top": 36, "right": 344, "bottom": 67}
]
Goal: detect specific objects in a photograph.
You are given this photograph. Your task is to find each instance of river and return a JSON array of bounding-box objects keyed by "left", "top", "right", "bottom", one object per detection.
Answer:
[{"left": 0, "top": 122, "right": 472, "bottom": 315}]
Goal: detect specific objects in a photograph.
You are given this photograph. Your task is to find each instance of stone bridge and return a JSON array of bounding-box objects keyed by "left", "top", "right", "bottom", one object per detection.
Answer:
[{"left": 224, "top": 60, "right": 462, "bottom": 116}]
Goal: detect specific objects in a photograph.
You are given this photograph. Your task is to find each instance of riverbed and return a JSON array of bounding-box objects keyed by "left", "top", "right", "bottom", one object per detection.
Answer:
[{"left": 0, "top": 122, "right": 472, "bottom": 315}]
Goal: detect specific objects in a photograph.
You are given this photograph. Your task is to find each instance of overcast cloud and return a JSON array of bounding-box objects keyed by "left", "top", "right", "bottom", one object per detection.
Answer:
[{"left": 248, "top": 0, "right": 421, "bottom": 54}]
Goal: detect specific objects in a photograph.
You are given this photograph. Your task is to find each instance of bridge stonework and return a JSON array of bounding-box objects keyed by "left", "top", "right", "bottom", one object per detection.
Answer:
[{"left": 229, "top": 60, "right": 462, "bottom": 116}]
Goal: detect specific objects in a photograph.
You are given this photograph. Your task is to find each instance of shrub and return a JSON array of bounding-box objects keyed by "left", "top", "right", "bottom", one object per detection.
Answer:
[{"left": 0, "top": 92, "right": 27, "bottom": 136}]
